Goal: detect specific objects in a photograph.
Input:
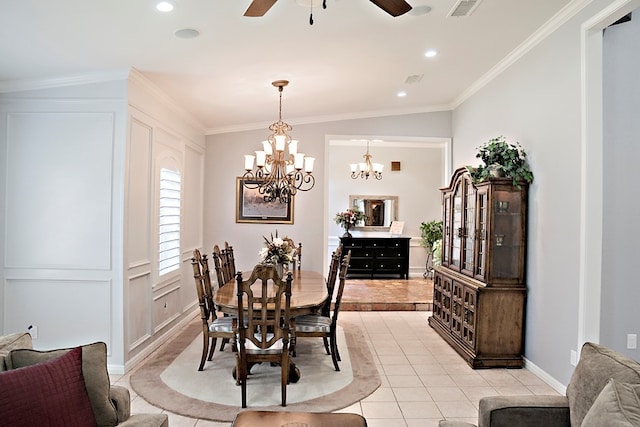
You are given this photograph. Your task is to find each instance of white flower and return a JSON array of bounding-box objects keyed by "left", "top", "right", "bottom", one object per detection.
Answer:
[
  {"left": 272, "top": 237, "right": 284, "bottom": 247},
  {"left": 259, "top": 247, "right": 268, "bottom": 259}
]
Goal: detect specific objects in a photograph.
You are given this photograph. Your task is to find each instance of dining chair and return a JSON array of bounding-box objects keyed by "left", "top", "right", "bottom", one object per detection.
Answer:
[
  {"left": 211, "top": 244, "right": 227, "bottom": 287},
  {"left": 191, "top": 249, "right": 236, "bottom": 371},
  {"left": 212, "top": 244, "right": 235, "bottom": 351},
  {"left": 292, "top": 242, "right": 302, "bottom": 270},
  {"left": 224, "top": 241, "right": 237, "bottom": 279},
  {"left": 291, "top": 244, "right": 342, "bottom": 357},
  {"left": 290, "top": 250, "right": 351, "bottom": 371},
  {"left": 235, "top": 264, "right": 293, "bottom": 408}
]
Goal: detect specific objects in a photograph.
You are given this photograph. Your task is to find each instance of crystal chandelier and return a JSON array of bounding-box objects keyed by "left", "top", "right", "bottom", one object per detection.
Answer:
[
  {"left": 242, "top": 80, "right": 315, "bottom": 203},
  {"left": 350, "top": 139, "right": 383, "bottom": 180}
]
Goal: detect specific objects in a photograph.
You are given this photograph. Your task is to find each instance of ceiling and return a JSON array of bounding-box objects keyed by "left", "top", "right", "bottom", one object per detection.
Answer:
[{"left": 0, "top": 0, "right": 574, "bottom": 134}]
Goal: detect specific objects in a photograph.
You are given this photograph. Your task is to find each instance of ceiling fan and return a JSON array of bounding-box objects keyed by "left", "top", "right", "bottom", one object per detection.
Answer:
[{"left": 244, "top": 0, "right": 412, "bottom": 18}]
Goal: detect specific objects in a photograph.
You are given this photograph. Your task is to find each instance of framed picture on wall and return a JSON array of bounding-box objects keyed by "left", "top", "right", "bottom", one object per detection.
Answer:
[{"left": 235, "top": 177, "right": 294, "bottom": 224}]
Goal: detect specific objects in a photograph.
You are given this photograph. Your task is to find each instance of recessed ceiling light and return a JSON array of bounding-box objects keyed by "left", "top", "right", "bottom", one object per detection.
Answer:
[
  {"left": 397, "top": 91, "right": 407, "bottom": 98},
  {"left": 425, "top": 49, "right": 438, "bottom": 58},
  {"left": 174, "top": 28, "right": 200, "bottom": 39},
  {"left": 156, "top": 1, "right": 174, "bottom": 12}
]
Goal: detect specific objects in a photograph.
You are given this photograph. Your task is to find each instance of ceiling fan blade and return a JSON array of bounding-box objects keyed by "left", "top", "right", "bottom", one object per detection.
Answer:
[
  {"left": 369, "top": 0, "right": 412, "bottom": 17},
  {"left": 244, "top": 0, "right": 278, "bottom": 17}
]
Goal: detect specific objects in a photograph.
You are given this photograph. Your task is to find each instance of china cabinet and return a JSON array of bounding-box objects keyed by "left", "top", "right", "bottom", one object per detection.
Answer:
[{"left": 428, "top": 167, "right": 528, "bottom": 368}]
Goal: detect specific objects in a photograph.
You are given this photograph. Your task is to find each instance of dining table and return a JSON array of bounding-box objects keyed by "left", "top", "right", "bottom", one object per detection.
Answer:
[
  {"left": 213, "top": 268, "right": 328, "bottom": 383},
  {"left": 214, "top": 269, "right": 328, "bottom": 317}
]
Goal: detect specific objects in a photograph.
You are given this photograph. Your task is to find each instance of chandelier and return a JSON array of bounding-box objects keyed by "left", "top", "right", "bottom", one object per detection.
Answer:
[
  {"left": 242, "top": 80, "right": 315, "bottom": 203},
  {"left": 350, "top": 139, "right": 383, "bottom": 180}
]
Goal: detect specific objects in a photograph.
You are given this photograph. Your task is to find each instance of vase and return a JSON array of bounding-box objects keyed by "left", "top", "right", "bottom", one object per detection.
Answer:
[
  {"left": 275, "top": 262, "right": 289, "bottom": 278},
  {"left": 342, "top": 224, "right": 352, "bottom": 238},
  {"left": 489, "top": 165, "right": 505, "bottom": 177}
]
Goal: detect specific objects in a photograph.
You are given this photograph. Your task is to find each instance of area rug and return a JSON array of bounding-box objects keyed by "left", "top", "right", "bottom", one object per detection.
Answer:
[{"left": 130, "top": 319, "right": 380, "bottom": 422}]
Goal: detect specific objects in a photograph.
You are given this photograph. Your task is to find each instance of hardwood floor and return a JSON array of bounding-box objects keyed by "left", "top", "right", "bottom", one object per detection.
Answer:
[{"left": 341, "top": 277, "right": 434, "bottom": 311}]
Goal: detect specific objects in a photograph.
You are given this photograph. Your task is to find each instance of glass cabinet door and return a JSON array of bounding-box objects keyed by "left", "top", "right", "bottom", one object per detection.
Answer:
[
  {"left": 474, "top": 188, "right": 488, "bottom": 280},
  {"left": 442, "top": 195, "right": 451, "bottom": 266},
  {"left": 451, "top": 184, "right": 462, "bottom": 269},
  {"left": 461, "top": 178, "right": 476, "bottom": 275},
  {"left": 490, "top": 189, "right": 522, "bottom": 280}
]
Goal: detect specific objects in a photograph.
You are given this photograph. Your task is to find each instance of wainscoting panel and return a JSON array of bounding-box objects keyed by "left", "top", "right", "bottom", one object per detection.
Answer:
[
  {"left": 4, "top": 111, "right": 115, "bottom": 270},
  {"left": 4, "top": 279, "right": 112, "bottom": 350}
]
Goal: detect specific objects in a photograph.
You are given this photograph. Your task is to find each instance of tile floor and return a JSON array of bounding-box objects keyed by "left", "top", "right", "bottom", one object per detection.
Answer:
[{"left": 111, "top": 311, "right": 560, "bottom": 427}]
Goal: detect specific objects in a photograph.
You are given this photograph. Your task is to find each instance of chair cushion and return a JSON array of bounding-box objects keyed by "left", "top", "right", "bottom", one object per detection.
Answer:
[
  {"left": 7, "top": 341, "right": 118, "bottom": 427},
  {"left": 295, "top": 315, "right": 331, "bottom": 333},
  {"left": 0, "top": 346, "right": 97, "bottom": 427},
  {"left": 566, "top": 342, "right": 640, "bottom": 427},
  {"left": 0, "top": 332, "right": 33, "bottom": 371},
  {"left": 209, "top": 317, "right": 235, "bottom": 332},
  {"left": 582, "top": 379, "right": 640, "bottom": 426}
]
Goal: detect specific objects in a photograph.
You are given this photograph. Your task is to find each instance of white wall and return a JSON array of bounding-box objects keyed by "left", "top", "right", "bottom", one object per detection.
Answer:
[
  {"left": 327, "top": 137, "right": 450, "bottom": 276},
  {"left": 0, "top": 80, "right": 129, "bottom": 365},
  {"left": 205, "top": 112, "right": 452, "bottom": 278},
  {"left": 0, "top": 73, "right": 207, "bottom": 372},
  {"left": 451, "top": 0, "right": 638, "bottom": 385},
  {"left": 601, "top": 11, "right": 640, "bottom": 358}
]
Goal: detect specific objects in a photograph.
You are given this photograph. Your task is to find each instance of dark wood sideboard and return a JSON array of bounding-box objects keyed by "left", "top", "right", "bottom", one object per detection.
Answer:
[{"left": 339, "top": 237, "right": 410, "bottom": 279}]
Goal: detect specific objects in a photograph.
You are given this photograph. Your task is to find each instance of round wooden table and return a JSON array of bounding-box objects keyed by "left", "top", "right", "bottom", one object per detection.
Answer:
[{"left": 214, "top": 269, "right": 328, "bottom": 317}]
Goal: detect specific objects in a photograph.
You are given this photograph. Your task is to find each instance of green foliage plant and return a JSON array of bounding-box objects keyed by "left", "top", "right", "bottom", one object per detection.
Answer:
[
  {"left": 468, "top": 136, "right": 534, "bottom": 188},
  {"left": 420, "top": 220, "right": 443, "bottom": 252}
]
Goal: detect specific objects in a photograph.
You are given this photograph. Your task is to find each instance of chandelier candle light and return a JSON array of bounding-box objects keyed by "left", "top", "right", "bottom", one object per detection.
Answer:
[
  {"left": 350, "top": 139, "right": 383, "bottom": 180},
  {"left": 243, "top": 80, "right": 315, "bottom": 203}
]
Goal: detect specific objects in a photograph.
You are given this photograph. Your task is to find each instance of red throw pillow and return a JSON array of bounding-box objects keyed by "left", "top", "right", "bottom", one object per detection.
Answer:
[{"left": 0, "top": 346, "right": 98, "bottom": 427}]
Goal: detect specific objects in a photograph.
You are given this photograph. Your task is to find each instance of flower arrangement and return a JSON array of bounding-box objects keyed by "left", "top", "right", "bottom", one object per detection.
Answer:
[
  {"left": 468, "top": 136, "right": 534, "bottom": 188},
  {"left": 334, "top": 208, "right": 366, "bottom": 237},
  {"left": 259, "top": 231, "right": 295, "bottom": 265}
]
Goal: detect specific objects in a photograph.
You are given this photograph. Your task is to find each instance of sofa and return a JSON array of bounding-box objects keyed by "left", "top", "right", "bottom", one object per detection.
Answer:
[
  {"left": 0, "top": 332, "right": 168, "bottom": 427},
  {"left": 439, "top": 342, "right": 640, "bottom": 427}
]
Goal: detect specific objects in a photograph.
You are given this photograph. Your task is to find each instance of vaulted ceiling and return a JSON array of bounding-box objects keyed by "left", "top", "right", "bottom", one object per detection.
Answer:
[{"left": 0, "top": 0, "right": 574, "bottom": 133}]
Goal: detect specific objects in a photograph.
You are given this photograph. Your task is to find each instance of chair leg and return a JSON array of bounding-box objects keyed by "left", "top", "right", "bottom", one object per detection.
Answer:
[
  {"left": 207, "top": 337, "right": 217, "bottom": 361},
  {"left": 199, "top": 334, "right": 209, "bottom": 371},
  {"left": 330, "top": 332, "right": 340, "bottom": 371},
  {"left": 281, "top": 355, "right": 289, "bottom": 407},
  {"left": 219, "top": 337, "right": 228, "bottom": 351},
  {"left": 239, "top": 362, "right": 247, "bottom": 408},
  {"left": 291, "top": 335, "right": 297, "bottom": 357},
  {"left": 322, "top": 336, "right": 330, "bottom": 355}
]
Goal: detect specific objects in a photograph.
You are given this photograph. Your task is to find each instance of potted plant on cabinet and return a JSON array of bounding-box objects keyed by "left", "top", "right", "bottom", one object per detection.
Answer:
[
  {"left": 420, "top": 220, "right": 442, "bottom": 279},
  {"left": 467, "top": 136, "right": 534, "bottom": 188}
]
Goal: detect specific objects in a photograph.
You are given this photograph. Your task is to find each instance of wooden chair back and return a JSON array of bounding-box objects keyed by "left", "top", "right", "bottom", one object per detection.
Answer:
[
  {"left": 321, "top": 244, "right": 343, "bottom": 317},
  {"left": 212, "top": 244, "right": 227, "bottom": 286},
  {"left": 331, "top": 250, "right": 352, "bottom": 327},
  {"left": 235, "top": 264, "right": 293, "bottom": 407},
  {"left": 224, "top": 241, "right": 237, "bottom": 279}
]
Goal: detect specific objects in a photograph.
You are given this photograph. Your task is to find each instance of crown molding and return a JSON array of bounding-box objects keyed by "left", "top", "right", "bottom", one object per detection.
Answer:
[
  {"left": 451, "top": 0, "right": 593, "bottom": 109},
  {"left": 0, "top": 69, "right": 131, "bottom": 93},
  {"left": 205, "top": 104, "right": 452, "bottom": 135},
  {"left": 127, "top": 69, "right": 207, "bottom": 134}
]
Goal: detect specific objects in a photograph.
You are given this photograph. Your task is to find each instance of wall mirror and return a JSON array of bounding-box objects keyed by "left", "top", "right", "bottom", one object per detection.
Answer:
[{"left": 350, "top": 195, "right": 398, "bottom": 231}]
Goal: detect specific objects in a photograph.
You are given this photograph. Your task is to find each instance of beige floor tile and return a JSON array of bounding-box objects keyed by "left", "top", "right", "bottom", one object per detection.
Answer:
[
  {"left": 363, "top": 386, "right": 397, "bottom": 402},
  {"left": 116, "top": 310, "right": 564, "bottom": 427},
  {"left": 427, "top": 386, "right": 469, "bottom": 402},
  {"left": 392, "top": 386, "right": 433, "bottom": 402},
  {"left": 387, "top": 375, "right": 425, "bottom": 388},
  {"left": 384, "top": 364, "right": 417, "bottom": 376},
  {"left": 405, "top": 419, "right": 442, "bottom": 427},
  {"left": 436, "top": 400, "right": 479, "bottom": 418},
  {"left": 361, "top": 401, "right": 404, "bottom": 418},
  {"left": 365, "top": 419, "right": 408, "bottom": 427},
  {"left": 398, "top": 401, "right": 443, "bottom": 418}
]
